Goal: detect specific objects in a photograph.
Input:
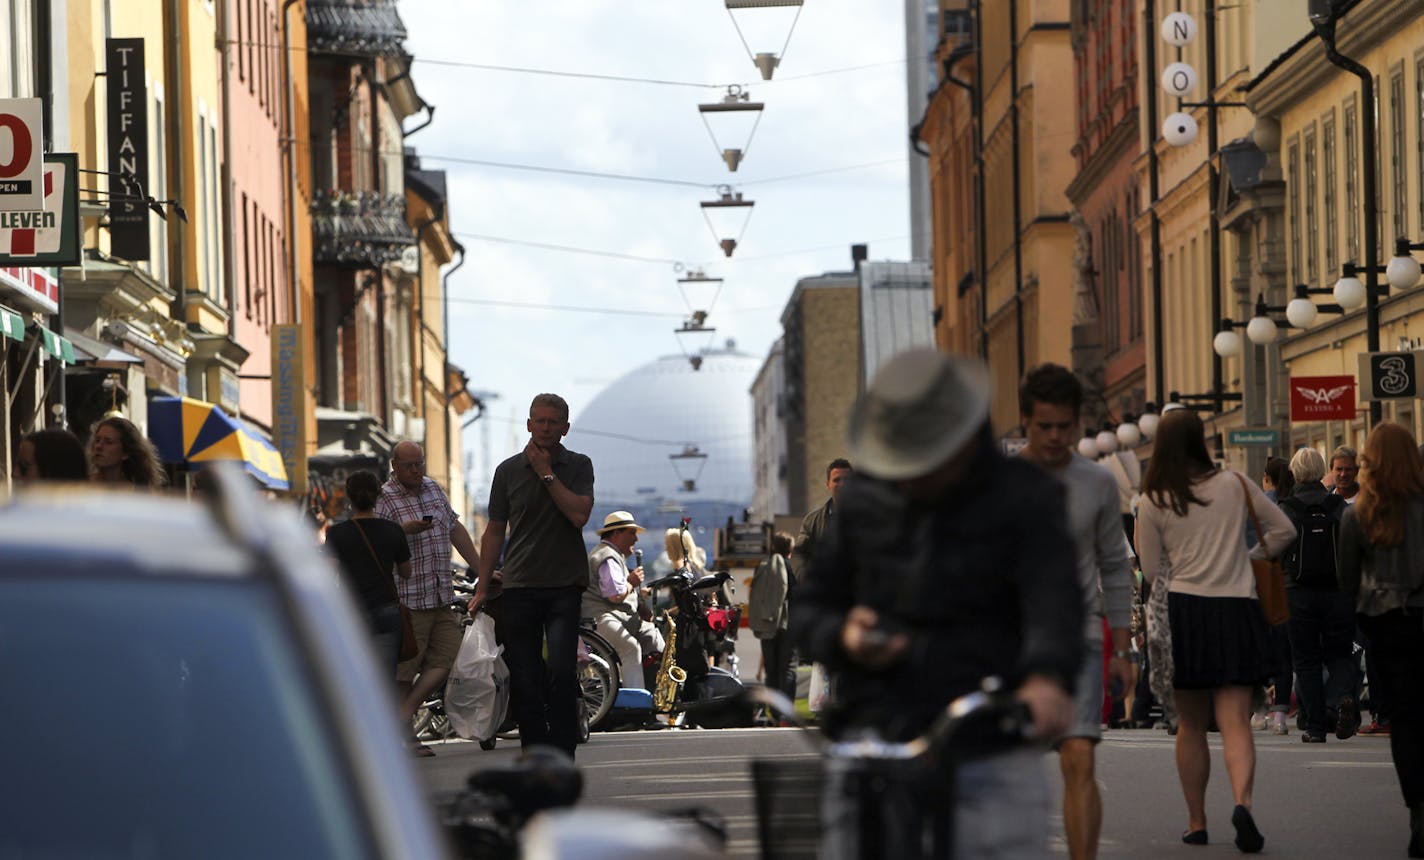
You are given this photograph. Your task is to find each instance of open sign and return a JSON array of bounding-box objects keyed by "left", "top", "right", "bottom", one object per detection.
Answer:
[{"left": 0, "top": 99, "right": 43, "bottom": 211}]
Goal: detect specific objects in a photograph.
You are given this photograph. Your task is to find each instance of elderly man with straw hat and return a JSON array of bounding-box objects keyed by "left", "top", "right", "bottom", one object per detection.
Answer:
[
  {"left": 793, "top": 348, "right": 1084, "bottom": 859},
  {"left": 584, "top": 510, "right": 664, "bottom": 690}
]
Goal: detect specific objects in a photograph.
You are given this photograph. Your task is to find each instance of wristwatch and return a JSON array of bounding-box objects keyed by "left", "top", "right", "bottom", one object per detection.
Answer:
[{"left": 541, "top": 474, "right": 556, "bottom": 485}]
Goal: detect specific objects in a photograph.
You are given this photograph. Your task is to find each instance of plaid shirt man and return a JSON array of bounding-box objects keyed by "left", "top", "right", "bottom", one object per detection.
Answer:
[{"left": 375, "top": 475, "right": 457, "bottom": 610}]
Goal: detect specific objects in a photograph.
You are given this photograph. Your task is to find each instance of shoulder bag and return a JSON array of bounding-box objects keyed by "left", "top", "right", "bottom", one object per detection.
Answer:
[
  {"left": 1235, "top": 473, "right": 1291, "bottom": 626},
  {"left": 354, "top": 519, "right": 419, "bottom": 661}
]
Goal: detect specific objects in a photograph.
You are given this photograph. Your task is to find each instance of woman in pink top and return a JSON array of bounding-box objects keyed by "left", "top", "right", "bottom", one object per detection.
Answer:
[{"left": 1135, "top": 409, "right": 1295, "bottom": 853}]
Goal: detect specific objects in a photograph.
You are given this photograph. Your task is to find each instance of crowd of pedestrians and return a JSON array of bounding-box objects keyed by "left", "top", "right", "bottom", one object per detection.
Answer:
[
  {"left": 791, "top": 351, "right": 1424, "bottom": 858},
  {"left": 7, "top": 359, "right": 1424, "bottom": 857}
]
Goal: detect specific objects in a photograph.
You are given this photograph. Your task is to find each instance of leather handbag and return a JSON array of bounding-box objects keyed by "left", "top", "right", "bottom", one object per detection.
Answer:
[
  {"left": 354, "top": 519, "right": 419, "bottom": 661},
  {"left": 1236, "top": 473, "right": 1291, "bottom": 626}
]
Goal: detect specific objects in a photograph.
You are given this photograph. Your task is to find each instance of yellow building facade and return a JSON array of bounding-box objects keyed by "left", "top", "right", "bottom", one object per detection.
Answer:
[
  {"left": 922, "top": 0, "right": 1078, "bottom": 435},
  {"left": 1248, "top": 1, "right": 1424, "bottom": 453}
]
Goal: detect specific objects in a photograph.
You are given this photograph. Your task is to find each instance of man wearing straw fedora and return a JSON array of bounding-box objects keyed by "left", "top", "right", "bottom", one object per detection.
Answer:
[
  {"left": 794, "top": 348, "right": 1083, "bottom": 859},
  {"left": 584, "top": 510, "right": 663, "bottom": 690}
]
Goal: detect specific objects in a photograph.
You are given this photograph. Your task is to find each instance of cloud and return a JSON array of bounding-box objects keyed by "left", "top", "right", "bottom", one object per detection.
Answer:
[{"left": 398, "top": 0, "right": 913, "bottom": 503}]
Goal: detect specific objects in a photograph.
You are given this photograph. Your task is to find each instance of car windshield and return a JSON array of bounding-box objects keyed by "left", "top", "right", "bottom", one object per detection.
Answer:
[{"left": 0, "top": 575, "right": 374, "bottom": 859}]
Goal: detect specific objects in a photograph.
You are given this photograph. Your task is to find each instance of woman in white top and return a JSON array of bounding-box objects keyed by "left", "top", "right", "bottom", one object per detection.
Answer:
[{"left": 1135, "top": 409, "right": 1295, "bottom": 853}]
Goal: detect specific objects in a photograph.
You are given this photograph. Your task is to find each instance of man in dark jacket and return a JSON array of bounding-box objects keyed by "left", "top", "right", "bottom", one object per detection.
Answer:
[
  {"left": 792, "top": 458, "right": 852, "bottom": 580},
  {"left": 1281, "top": 447, "right": 1356, "bottom": 742},
  {"left": 794, "top": 348, "right": 1083, "bottom": 859}
]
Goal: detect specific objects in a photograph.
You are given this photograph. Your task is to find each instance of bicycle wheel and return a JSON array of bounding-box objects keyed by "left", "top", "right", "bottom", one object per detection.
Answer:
[
  {"left": 578, "top": 628, "right": 622, "bottom": 689},
  {"left": 580, "top": 652, "right": 616, "bottom": 728}
]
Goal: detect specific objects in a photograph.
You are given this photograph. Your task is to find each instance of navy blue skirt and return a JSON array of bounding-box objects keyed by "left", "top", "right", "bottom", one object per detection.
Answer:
[{"left": 1168, "top": 592, "right": 1272, "bottom": 690}]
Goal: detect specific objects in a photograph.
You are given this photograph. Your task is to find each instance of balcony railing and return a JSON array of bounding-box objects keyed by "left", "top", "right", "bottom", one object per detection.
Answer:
[
  {"left": 306, "top": 0, "right": 407, "bottom": 58},
  {"left": 311, "top": 189, "right": 413, "bottom": 268}
]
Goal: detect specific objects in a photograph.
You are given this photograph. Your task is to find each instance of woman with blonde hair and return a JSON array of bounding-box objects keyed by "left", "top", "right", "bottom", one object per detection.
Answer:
[
  {"left": 1135, "top": 408, "right": 1294, "bottom": 851},
  {"left": 90, "top": 416, "right": 167, "bottom": 489},
  {"left": 1336, "top": 423, "right": 1424, "bottom": 857}
]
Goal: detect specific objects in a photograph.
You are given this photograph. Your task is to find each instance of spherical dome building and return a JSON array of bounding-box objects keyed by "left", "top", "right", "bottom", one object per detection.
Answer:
[{"left": 566, "top": 343, "right": 758, "bottom": 549}]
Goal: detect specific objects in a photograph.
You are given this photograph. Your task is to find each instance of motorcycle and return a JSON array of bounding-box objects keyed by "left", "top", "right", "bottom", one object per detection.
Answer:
[{"left": 629, "top": 565, "right": 753, "bottom": 729}]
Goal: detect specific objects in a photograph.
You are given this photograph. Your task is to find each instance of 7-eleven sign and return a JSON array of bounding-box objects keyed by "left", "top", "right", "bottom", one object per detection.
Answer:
[{"left": 0, "top": 153, "right": 79, "bottom": 266}]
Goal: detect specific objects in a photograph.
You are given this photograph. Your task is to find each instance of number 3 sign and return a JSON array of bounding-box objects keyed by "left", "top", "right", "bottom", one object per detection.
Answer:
[
  {"left": 1358, "top": 351, "right": 1423, "bottom": 401},
  {"left": 0, "top": 99, "right": 44, "bottom": 212}
]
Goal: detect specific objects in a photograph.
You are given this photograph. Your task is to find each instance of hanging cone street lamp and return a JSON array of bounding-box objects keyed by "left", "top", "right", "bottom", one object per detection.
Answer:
[
  {"left": 669, "top": 445, "right": 710, "bottom": 492},
  {"left": 698, "top": 85, "right": 765, "bottom": 172},
  {"left": 700, "top": 185, "right": 755, "bottom": 257},
  {"left": 724, "top": 0, "right": 805, "bottom": 81},
  {"left": 674, "top": 312, "right": 717, "bottom": 370}
]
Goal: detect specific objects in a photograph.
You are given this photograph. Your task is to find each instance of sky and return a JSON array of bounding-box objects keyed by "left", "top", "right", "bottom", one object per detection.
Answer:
[{"left": 397, "top": 1, "right": 914, "bottom": 504}]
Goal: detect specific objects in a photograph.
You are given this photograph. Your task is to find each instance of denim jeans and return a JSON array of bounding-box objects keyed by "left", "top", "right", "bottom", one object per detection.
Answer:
[
  {"left": 501, "top": 585, "right": 584, "bottom": 757},
  {"left": 1286, "top": 588, "right": 1357, "bottom": 735}
]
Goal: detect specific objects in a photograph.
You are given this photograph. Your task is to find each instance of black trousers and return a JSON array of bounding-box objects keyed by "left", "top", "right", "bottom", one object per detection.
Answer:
[
  {"left": 759, "top": 629, "right": 796, "bottom": 702},
  {"left": 502, "top": 585, "right": 584, "bottom": 758},
  {"left": 1286, "top": 588, "right": 1357, "bottom": 735},
  {"left": 1358, "top": 610, "right": 1424, "bottom": 807}
]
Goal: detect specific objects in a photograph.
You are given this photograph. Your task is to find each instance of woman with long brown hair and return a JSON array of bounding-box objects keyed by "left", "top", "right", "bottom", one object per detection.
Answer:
[
  {"left": 1135, "top": 409, "right": 1294, "bottom": 852},
  {"left": 1337, "top": 422, "right": 1424, "bottom": 857},
  {"left": 89, "top": 416, "right": 167, "bottom": 489}
]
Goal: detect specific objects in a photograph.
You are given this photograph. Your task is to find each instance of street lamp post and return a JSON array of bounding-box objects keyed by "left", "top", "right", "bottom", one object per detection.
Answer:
[{"left": 1309, "top": 0, "right": 1382, "bottom": 425}]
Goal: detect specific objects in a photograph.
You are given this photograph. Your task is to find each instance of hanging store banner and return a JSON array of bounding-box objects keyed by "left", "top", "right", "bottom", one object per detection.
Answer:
[
  {"left": 106, "top": 38, "right": 149, "bottom": 261},
  {"left": 0, "top": 154, "right": 80, "bottom": 268},
  {"left": 1289, "top": 374, "right": 1357, "bottom": 421},
  {"left": 272, "top": 324, "right": 309, "bottom": 496},
  {"left": 1357, "top": 351, "right": 1424, "bottom": 402},
  {"left": 0, "top": 98, "right": 44, "bottom": 211}
]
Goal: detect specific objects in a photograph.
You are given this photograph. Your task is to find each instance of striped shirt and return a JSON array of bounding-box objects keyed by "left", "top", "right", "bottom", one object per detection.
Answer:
[{"left": 374, "top": 475, "right": 457, "bottom": 610}]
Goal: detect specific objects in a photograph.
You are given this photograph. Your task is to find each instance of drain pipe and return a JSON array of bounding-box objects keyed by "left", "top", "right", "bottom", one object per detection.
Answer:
[
  {"left": 1144, "top": 0, "right": 1165, "bottom": 406},
  {"left": 281, "top": 0, "right": 302, "bottom": 325},
  {"left": 1008, "top": 0, "right": 1025, "bottom": 381},
  {"left": 441, "top": 240, "right": 466, "bottom": 471}
]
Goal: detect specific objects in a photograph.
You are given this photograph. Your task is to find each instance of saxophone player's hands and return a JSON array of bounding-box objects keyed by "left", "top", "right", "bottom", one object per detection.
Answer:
[{"left": 840, "top": 606, "right": 909, "bottom": 670}]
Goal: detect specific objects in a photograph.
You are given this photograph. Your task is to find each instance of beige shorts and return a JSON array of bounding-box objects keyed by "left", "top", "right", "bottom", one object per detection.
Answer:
[{"left": 396, "top": 607, "right": 462, "bottom": 683}]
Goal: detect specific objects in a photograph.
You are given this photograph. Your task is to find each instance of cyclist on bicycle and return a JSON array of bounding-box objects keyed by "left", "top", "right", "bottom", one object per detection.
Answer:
[{"left": 794, "top": 349, "right": 1084, "bottom": 859}]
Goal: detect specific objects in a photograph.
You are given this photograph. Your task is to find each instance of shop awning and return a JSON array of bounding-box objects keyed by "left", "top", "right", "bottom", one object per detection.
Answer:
[
  {"left": 149, "top": 396, "right": 291, "bottom": 491},
  {"left": 0, "top": 304, "right": 24, "bottom": 342},
  {"left": 38, "top": 326, "right": 75, "bottom": 364},
  {"left": 65, "top": 327, "right": 144, "bottom": 365}
]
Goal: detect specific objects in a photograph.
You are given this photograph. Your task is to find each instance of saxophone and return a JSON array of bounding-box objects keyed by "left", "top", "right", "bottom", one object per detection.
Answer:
[{"left": 653, "top": 609, "right": 687, "bottom": 712}]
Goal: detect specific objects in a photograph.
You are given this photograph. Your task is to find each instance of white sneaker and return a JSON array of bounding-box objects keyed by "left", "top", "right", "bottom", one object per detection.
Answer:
[
  {"left": 1270, "top": 711, "right": 1289, "bottom": 735},
  {"left": 1251, "top": 712, "right": 1267, "bottom": 731}
]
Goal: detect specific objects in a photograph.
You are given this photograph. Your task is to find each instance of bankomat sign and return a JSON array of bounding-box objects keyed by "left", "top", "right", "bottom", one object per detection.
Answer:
[
  {"left": 106, "top": 38, "right": 149, "bottom": 261},
  {"left": 0, "top": 99, "right": 44, "bottom": 211}
]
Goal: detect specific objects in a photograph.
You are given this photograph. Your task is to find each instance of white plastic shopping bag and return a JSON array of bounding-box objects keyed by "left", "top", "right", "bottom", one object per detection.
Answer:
[
  {"left": 445, "top": 613, "right": 510, "bottom": 741},
  {"left": 808, "top": 662, "right": 833, "bottom": 714}
]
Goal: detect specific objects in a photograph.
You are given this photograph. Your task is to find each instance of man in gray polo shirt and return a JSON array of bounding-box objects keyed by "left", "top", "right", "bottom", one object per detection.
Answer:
[
  {"left": 471, "top": 393, "right": 594, "bottom": 757},
  {"left": 1019, "top": 363, "right": 1134, "bottom": 860}
]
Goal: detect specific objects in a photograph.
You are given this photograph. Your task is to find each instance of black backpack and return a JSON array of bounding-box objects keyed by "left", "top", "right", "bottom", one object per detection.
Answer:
[{"left": 1280, "top": 495, "right": 1346, "bottom": 588}]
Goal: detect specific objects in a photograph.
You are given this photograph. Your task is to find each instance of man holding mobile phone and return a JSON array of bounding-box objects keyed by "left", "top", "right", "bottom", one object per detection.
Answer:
[
  {"left": 376, "top": 441, "right": 481, "bottom": 755},
  {"left": 471, "top": 393, "right": 594, "bottom": 758}
]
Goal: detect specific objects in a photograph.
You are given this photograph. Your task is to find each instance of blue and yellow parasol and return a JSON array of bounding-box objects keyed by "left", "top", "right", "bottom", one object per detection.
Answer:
[{"left": 148, "top": 396, "right": 290, "bottom": 491}]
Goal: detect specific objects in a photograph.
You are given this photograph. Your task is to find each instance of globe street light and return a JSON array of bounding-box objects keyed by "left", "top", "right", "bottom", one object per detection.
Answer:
[{"left": 1387, "top": 237, "right": 1424, "bottom": 291}]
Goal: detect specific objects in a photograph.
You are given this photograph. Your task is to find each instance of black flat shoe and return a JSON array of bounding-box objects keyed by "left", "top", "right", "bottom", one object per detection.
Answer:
[
  {"left": 1232, "top": 805, "right": 1264, "bottom": 853},
  {"left": 1182, "top": 829, "right": 1208, "bottom": 845}
]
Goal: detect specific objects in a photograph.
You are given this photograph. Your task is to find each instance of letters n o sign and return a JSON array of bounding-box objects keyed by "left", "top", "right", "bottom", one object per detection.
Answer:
[{"left": 0, "top": 114, "right": 34, "bottom": 180}]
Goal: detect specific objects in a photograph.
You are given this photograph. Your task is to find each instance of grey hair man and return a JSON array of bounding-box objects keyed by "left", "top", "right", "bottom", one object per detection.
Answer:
[
  {"left": 794, "top": 348, "right": 1083, "bottom": 858},
  {"left": 1282, "top": 447, "right": 1357, "bottom": 743},
  {"left": 375, "top": 441, "right": 482, "bottom": 752}
]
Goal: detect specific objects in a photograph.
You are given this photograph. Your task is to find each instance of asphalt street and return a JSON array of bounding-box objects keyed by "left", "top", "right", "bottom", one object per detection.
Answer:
[{"left": 416, "top": 724, "right": 1407, "bottom": 858}]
